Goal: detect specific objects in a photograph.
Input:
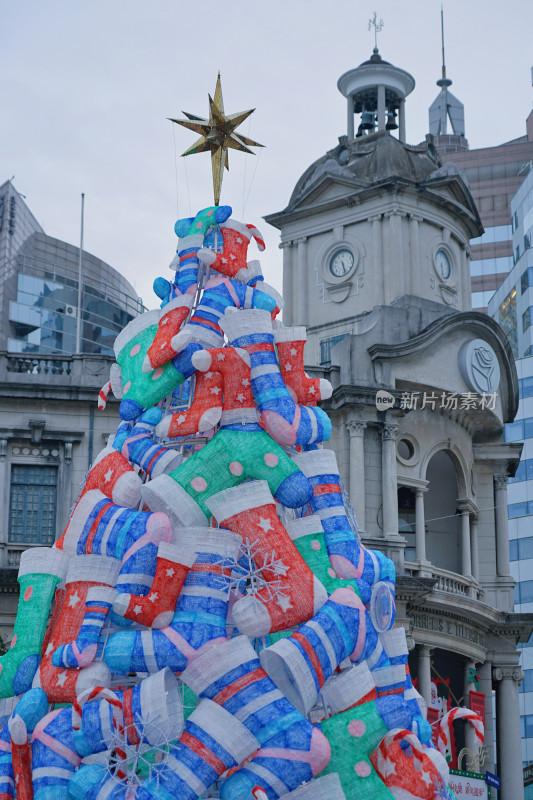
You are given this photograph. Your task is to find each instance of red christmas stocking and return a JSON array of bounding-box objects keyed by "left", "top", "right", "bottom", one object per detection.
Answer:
[
  {"left": 198, "top": 220, "right": 265, "bottom": 279},
  {"left": 144, "top": 294, "right": 194, "bottom": 372},
  {"left": 112, "top": 541, "right": 196, "bottom": 628},
  {"left": 206, "top": 480, "right": 327, "bottom": 637},
  {"left": 274, "top": 325, "right": 332, "bottom": 406},
  {"left": 81, "top": 446, "right": 142, "bottom": 508},
  {"left": 156, "top": 370, "right": 224, "bottom": 438},
  {"left": 36, "top": 554, "right": 120, "bottom": 704}
]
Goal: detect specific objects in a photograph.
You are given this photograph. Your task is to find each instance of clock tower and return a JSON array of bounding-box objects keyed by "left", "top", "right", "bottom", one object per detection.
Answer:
[
  {"left": 264, "top": 49, "right": 528, "bottom": 798},
  {"left": 265, "top": 48, "right": 482, "bottom": 369}
]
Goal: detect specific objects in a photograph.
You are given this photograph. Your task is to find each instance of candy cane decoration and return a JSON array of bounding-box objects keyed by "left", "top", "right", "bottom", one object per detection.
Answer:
[
  {"left": 98, "top": 380, "right": 112, "bottom": 410},
  {"left": 435, "top": 707, "right": 484, "bottom": 761},
  {"left": 72, "top": 685, "right": 123, "bottom": 731}
]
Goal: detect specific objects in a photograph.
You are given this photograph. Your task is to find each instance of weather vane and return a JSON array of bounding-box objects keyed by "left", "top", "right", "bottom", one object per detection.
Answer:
[
  {"left": 169, "top": 74, "right": 263, "bottom": 206},
  {"left": 368, "top": 11, "right": 384, "bottom": 50}
]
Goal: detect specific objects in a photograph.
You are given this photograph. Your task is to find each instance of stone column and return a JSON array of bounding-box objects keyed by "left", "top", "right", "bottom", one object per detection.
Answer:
[
  {"left": 408, "top": 214, "right": 423, "bottom": 296},
  {"left": 398, "top": 98, "right": 406, "bottom": 142},
  {"left": 477, "top": 659, "right": 495, "bottom": 773},
  {"left": 494, "top": 474, "right": 511, "bottom": 576},
  {"left": 418, "top": 645, "right": 432, "bottom": 706},
  {"left": 0, "top": 438, "right": 8, "bottom": 568},
  {"left": 346, "top": 419, "right": 367, "bottom": 534},
  {"left": 470, "top": 516, "right": 479, "bottom": 581},
  {"left": 461, "top": 243, "right": 472, "bottom": 311},
  {"left": 458, "top": 502, "right": 472, "bottom": 578},
  {"left": 280, "top": 241, "right": 293, "bottom": 326},
  {"left": 347, "top": 95, "right": 354, "bottom": 139},
  {"left": 377, "top": 85, "right": 386, "bottom": 131},
  {"left": 383, "top": 210, "right": 405, "bottom": 303},
  {"left": 369, "top": 214, "right": 382, "bottom": 282},
  {"left": 415, "top": 487, "right": 427, "bottom": 563},
  {"left": 295, "top": 237, "right": 308, "bottom": 327},
  {"left": 381, "top": 424, "right": 399, "bottom": 537},
  {"left": 494, "top": 666, "right": 524, "bottom": 799}
]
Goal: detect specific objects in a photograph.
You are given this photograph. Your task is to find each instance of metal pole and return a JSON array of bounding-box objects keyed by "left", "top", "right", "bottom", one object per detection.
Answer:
[{"left": 75, "top": 192, "right": 85, "bottom": 354}]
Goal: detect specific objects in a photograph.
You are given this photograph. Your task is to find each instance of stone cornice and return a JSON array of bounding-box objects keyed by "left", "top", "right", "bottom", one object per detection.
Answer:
[
  {"left": 264, "top": 174, "right": 482, "bottom": 239},
  {"left": 367, "top": 311, "right": 519, "bottom": 421}
]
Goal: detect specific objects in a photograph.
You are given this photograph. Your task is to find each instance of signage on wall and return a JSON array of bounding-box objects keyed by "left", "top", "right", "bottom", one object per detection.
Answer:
[
  {"left": 449, "top": 770, "right": 491, "bottom": 798},
  {"left": 469, "top": 691, "right": 486, "bottom": 727}
]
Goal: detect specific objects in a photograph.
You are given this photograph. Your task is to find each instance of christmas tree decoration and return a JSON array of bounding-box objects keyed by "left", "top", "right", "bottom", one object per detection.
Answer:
[
  {"left": 111, "top": 541, "right": 195, "bottom": 629},
  {"left": 370, "top": 728, "right": 451, "bottom": 800},
  {"left": 170, "top": 273, "right": 278, "bottom": 357},
  {"left": 259, "top": 587, "right": 370, "bottom": 716},
  {"left": 170, "top": 74, "right": 263, "bottom": 205},
  {"left": 51, "top": 585, "right": 116, "bottom": 668},
  {"left": 81, "top": 446, "right": 142, "bottom": 508},
  {"left": 221, "top": 308, "right": 332, "bottom": 446},
  {"left": 0, "top": 689, "right": 48, "bottom": 800},
  {"left": 144, "top": 293, "right": 194, "bottom": 371},
  {"left": 197, "top": 219, "right": 265, "bottom": 278},
  {"left": 435, "top": 707, "right": 484, "bottom": 763},
  {"left": 274, "top": 325, "right": 332, "bottom": 406},
  {"left": 102, "top": 528, "right": 242, "bottom": 675},
  {"left": 0, "top": 72, "right": 458, "bottom": 796},
  {"left": 34, "top": 554, "right": 120, "bottom": 704},
  {"left": 292, "top": 448, "right": 395, "bottom": 605},
  {"left": 377, "top": 627, "right": 431, "bottom": 744},
  {"left": 182, "top": 636, "right": 331, "bottom": 800},
  {"left": 114, "top": 408, "right": 183, "bottom": 477},
  {"left": 0, "top": 548, "right": 69, "bottom": 698},
  {"left": 155, "top": 369, "right": 224, "bottom": 438},
  {"left": 205, "top": 481, "right": 328, "bottom": 636}
]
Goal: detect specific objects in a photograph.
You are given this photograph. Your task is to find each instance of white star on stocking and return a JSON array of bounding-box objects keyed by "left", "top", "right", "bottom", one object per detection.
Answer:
[
  {"left": 56, "top": 671, "right": 68, "bottom": 687},
  {"left": 68, "top": 591, "right": 81, "bottom": 607},
  {"left": 258, "top": 517, "right": 272, "bottom": 533},
  {"left": 104, "top": 468, "right": 114, "bottom": 483},
  {"left": 149, "top": 592, "right": 159, "bottom": 603},
  {"left": 166, "top": 568, "right": 175, "bottom": 577},
  {"left": 290, "top": 347, "right": 298, "bottom": 356}
]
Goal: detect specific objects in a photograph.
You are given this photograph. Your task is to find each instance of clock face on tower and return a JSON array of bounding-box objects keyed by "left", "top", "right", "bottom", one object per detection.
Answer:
[
  {"left": 329, "top": 249, "right": 354, "bottom": 278},
  {"left": 435, "top": 248, "right": 452, "bottom": 280}
]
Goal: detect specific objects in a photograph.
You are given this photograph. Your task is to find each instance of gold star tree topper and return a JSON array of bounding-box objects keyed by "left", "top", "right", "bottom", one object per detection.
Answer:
[{"left": 169, "top": 74, "right": 263, "bottom": 206}]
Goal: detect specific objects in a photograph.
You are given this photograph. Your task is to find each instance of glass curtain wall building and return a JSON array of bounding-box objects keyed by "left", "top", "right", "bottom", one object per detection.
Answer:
[
  {"left": 434, "top": 107, "right": 533, "bottom": 313},
  {"left": 0, "top": 179, "right": 144, "bottom": 355},
  {"left": 489, "top": 164, "right": 533, "bottom": 779}
]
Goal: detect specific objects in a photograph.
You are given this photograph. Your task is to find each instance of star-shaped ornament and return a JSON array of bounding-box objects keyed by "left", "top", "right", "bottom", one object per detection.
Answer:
[{"left": 169, "top": 74, "right": 263, "bottom": 205}]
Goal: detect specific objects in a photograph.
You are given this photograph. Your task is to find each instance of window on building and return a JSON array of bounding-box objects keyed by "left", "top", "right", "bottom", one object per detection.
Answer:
[
  {"left": 521, "top": 268, "right": 533, "bottom": 295},
  {"left": 510, "top": 539, "right": 518, "bottom": 561},
  {"left": 8, "top": 465, "right": 57, "bottom": 545},
  {"left": 504, "top": 419, "right": 524, "bottom": 442},
  {"left": 499, "top": 288, "right": 518, "bottom": 357},
  {"left": 520, "top": 670, "right": 533, "bottom": 693},
  {"left": 319, "top": 334, "right": 348, "bottom": 365},
  {"left": 398, "top": 487, "right": 416, "bottom": 561},
  {"left": 515, "top": 580, "right": 533, "bottom": 604},
  {"left": 520, "top": 376, "right": 533, "bottom": 398}
]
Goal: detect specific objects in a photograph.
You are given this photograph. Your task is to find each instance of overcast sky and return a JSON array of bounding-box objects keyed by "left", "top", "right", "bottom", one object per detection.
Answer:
[{"left": 2, "top": 0, "right": 533, "bottom": 306}]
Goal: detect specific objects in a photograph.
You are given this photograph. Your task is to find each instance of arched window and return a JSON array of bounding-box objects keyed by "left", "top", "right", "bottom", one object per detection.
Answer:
[{"left": 424, "top": 451, "right": 461, "bottom": 574}]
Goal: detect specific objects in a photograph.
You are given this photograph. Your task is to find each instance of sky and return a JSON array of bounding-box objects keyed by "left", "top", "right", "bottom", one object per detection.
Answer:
[{"left": 2, "top": 0, "right": 533, "bottom": 306}]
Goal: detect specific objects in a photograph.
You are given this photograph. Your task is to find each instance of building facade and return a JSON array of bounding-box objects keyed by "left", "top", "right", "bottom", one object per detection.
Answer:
[
  {"left": 433, "top": 106, "right": 533, "bottom": 313},
  {"left": 266, "top": 50, "right": 532, "bottom": 799},
  {"left": 0, "top": 180, "right": 143, "bottom": 644},
  {"left": 489, "top": 165, "right": 533, "bottom": 786},
  {"left": 0, "top": 179, "right": 143, "bottom": 355}
]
